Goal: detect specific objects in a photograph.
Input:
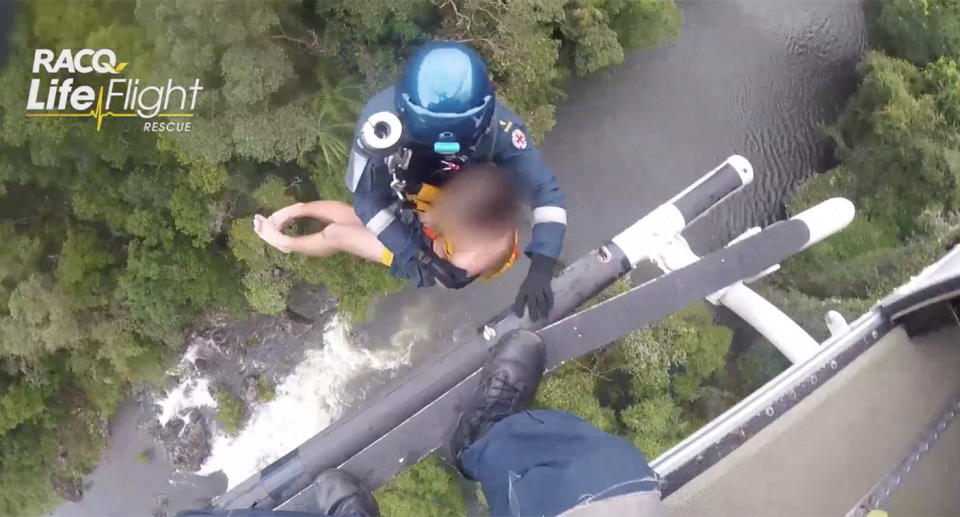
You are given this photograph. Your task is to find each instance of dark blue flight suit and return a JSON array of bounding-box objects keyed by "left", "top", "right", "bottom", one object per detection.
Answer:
[{"left": 345, "top": 87, "right": 567, "bottom": 287}]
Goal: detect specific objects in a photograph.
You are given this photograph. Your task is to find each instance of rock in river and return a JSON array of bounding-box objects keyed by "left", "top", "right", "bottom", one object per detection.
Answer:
[{"left": 167, "top": 409, "right": 212, "bottom": 472}]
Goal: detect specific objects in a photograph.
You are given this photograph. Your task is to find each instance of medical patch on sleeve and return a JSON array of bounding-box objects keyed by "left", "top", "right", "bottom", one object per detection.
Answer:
[{"left": 511, "top": 128, "right": 528, "bottom": 150}]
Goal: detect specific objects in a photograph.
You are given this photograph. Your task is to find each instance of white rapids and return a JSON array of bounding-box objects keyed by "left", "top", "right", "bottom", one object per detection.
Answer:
[
  {"left": 157, "top": 377, "right": 218, "bottom": 427},
  {"left": 198, "top": 315, "right": 418, "bottom": 487}
]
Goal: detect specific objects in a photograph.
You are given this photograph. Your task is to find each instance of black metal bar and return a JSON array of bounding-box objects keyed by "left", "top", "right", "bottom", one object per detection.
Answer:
[
  {"left": 673, "top": 162, "right": 745, "bottom": 223},
  {"left": 539, "top": 219, "right": 810, "bottom": 366}
]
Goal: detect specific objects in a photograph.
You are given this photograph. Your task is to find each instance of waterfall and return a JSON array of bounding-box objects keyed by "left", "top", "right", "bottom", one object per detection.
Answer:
[{"left": 198, "top": 316, "right": 417, "bottom": 487}]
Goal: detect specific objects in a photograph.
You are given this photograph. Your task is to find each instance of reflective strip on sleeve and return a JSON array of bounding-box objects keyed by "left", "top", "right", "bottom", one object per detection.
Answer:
[
  {"left": 366, "top": 208, "right": 396, "bottom": 236},
  {"left": 532, "top": 206, "right": 567, "bottom": 226},
  {"left": 347, "top": 149, "right": 368, "bottom": 193}
]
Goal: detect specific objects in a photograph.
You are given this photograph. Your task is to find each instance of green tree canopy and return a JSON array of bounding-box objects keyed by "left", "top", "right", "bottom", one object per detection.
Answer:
[
  {"left": 869, "top": 0, "right": 960, "bottom": 65},
  {"left": 0, "top": 1, "right": 682, "bottom": 514},
  {"left": 375, "top": 455, "right": 466, "bottom": 517},
  {"left": 536, "top": 292, "right": 733, "bottom": 458},
  {"left": 777, "top": 52, "right": 960, "bottom": 303}
]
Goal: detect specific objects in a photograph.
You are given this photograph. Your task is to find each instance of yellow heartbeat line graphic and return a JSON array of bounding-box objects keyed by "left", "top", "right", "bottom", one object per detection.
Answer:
[{"left": 25, "top": 85, "right": 192, "bottom": 131}]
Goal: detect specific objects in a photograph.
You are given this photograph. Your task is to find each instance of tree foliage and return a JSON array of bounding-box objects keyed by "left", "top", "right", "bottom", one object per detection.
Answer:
[
  {"left": 374, "top": 455, "right": 466, "bottom": 517},
  {"left": 0, "top": 1, "right": 680, "bottom": 514},
  {"left": 213, "top": 385, "right": 245, "bottom": 436},
  {"left": 315, "top": 0, "right": 681, "bottom": 139},
  {"left": 757, "top": 0, "right": 960, "bottom": 394},
  {"left": 536, "top": 284, "right": 733, "bottom": 458},
  {"left": 776, "top": 52, "right": 960, "bottom": 311},
  {"left": 536, "top": 366, "right": 619, "bottom": 433},
  {"left": 869, "top": 0, "right": 960, "bottom": 65}
]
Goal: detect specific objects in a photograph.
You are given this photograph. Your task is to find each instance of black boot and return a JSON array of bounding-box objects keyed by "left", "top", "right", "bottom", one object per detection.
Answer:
[
  {"left": 313, "top": 469, "right": 380, "bottom": 517},
  {"left": 452, "top": 329, "right": 546, "bottom": 462}
]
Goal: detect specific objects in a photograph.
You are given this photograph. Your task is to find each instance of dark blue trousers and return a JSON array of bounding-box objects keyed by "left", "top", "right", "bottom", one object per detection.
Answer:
[
  {"left": 178, "top": 409, "right": 658, "bottom": 517},
  {"left": 461, "top": 409, "right": 658, "bottom": 516}
]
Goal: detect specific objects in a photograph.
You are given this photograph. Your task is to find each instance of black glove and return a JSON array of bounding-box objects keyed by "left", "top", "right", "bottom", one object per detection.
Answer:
[
  {"left": 513, "top": 253, "right": 555, "bottom": 321},
  {"left": 417, "top": 249, "right": 475, "bottom": 289}
]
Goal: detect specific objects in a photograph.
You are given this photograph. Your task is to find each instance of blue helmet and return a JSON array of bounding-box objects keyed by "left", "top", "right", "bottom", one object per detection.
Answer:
[{"left": 396, "top": 41, "right": 495, "bottom": 153}]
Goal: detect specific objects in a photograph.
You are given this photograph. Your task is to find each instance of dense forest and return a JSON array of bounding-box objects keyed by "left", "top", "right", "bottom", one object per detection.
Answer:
[{"left": 0, "top": 1, "right": 683, "bottom": 515}]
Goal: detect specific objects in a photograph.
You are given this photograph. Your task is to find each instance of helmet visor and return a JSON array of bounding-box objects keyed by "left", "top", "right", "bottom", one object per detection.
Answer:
[{"left": 400, "top": 93, "right": 494, "bottom": 148}]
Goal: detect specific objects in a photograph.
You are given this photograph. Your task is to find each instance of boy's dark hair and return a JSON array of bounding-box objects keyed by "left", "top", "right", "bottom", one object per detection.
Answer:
[{"left": 436, "top": 163, "right": 520, "bottom": 233}]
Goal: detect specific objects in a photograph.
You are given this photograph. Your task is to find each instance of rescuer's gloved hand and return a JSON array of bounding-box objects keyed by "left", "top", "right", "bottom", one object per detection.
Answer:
[
  {"left": 514, "top": 253, "right": 555, "bottom": 321},
  {"left": 417, "top": 249, "right": 474, "bottom": 289}
]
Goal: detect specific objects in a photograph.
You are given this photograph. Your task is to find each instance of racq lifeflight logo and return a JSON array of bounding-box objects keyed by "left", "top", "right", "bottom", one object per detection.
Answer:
[{"left": 25, "top": 48, "right": 203, "bottom": 132}]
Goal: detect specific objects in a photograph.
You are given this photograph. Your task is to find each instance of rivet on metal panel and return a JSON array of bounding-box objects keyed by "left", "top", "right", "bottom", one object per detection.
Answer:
[
  {"left": 695, "top": 454, "right": 704, "bottom": 464},
  {"left": 829, "top": 360, "right": 838, "bottom": 370},
  {"left": 871, "top": 330, "right": 879, "bottom": 339},
  {"left": 764, "top": 407, "right": 775, "bottom": 417},
  {"left": 810, "top": 375, "right": 818, "bottom": 385}
]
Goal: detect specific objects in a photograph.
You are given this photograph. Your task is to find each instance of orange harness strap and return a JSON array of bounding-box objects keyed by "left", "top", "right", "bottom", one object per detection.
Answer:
[
  {"left": 393, "top": 183, "right": 518, "bottom": 279},
  {"left": 481, "top": 231, "right": 519, "bottom": 280}
]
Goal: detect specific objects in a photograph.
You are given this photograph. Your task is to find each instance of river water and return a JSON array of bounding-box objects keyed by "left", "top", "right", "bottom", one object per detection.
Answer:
[{"left": 50, "top": 1, "right": 867, "bottom": 516}]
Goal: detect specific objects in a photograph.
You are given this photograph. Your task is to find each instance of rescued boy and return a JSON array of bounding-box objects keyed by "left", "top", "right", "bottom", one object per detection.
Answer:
[{"left": 253, "top": 163, "right": 521, "bottom": 286}]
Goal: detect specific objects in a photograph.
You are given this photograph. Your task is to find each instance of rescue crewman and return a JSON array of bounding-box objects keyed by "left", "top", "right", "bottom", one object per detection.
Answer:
[{"left": 256, "top": 41, "right": 567, "bottom": 321}]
